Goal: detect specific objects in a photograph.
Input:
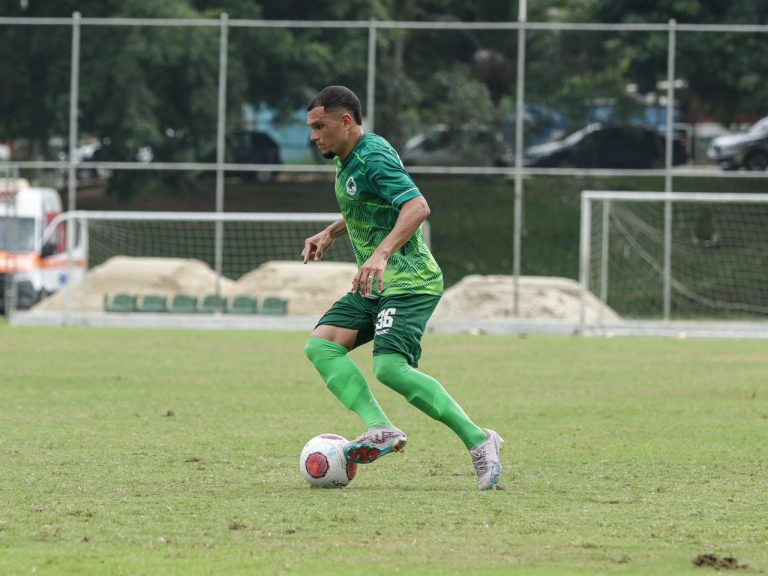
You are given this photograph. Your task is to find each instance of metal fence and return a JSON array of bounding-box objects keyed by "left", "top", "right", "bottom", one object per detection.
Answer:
[{"left": 2, "top": 9, "right": 768, "bottom": 330}]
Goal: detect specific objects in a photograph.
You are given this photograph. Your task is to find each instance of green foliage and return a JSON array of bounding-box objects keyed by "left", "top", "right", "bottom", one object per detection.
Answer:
[
  {"left": 1, "top": 327, "right": 766, "bottom": 574},
  {"left": 422, "top": 65, "right": 497, "bottom": 128},
  {"left": 0, "top": 24, "right": 72, "bottom": 155},
  {"left": 589, "top": 0, "right": 768, "bottom": 121},
  {"left": 2, "top": 0, "right": 767, "bottom": 196},
  {"left": 374, "top": 50, "right": 423, "bottom": 148},
  {"left": 79, "top": 10, "right": 223, "bottom": 161}
]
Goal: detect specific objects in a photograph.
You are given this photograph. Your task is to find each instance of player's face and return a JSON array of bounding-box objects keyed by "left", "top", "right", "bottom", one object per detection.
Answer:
[{"left": 307, "top": 106, "right": 351, "bottom": 160}]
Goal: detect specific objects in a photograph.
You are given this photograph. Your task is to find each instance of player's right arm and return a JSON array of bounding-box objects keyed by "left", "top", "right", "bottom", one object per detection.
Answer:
[{"left": 302, "top": 217, "right": 347, "bottom": 263}]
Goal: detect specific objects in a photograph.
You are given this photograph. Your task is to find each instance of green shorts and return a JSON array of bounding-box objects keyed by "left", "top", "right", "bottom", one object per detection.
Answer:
[{"left": 316, "top": 291, "right": 442, "bottom": 367}]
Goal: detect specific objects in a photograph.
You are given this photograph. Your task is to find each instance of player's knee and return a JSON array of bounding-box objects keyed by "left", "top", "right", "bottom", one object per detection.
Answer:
[
  {"left": 374, "top": 354, "right": 443, "bottom": 420},
  {"left": 304, "top": 337, "right": 348, "bottom": 368},
  {"left": 304, "top": 337, "right": 331, "bottom": 365},
  {"left": 373, "top": 353, "right": 410, "bottom": 388},
  {"left": 303, "top": 338, "right": 319, "bottom": 364}
]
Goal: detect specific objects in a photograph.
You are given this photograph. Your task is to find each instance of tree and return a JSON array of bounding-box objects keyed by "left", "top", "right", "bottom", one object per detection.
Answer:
[
  {"left": 588, "top": 0, "right": 768, "bottom": 122},
  {"left": 3, "top": 0, "right": 763, "bottom": 195},
  {"left": 0, "top": 11, "right": 73, "bottom": 158}
]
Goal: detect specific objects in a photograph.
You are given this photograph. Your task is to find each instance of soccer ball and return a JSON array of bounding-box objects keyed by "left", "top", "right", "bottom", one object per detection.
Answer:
[{"left": 299, "top": 434, "right": 357, "bottom": 488}]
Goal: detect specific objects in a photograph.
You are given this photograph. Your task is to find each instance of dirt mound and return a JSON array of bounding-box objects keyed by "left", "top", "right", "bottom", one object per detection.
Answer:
[
  {"left": 228, "top": 261, "right": 358, "bottom": 315},
  {"left": 34, "top": 257, "right": 619, "bottom": 322},
  {"left": 432, "top": 274, "right": 620, "bottom": 323},
  {"left": 692, "top": 554, "right": 748, "bottom": 570},
  {"left": 35, "top": 256, "right": 235, "bottom": 313}
]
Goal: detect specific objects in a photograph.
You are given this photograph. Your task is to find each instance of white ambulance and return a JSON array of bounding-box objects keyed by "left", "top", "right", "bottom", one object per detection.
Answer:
[{"left": 0, "top": 179, "right": 87, "bottom": 312}]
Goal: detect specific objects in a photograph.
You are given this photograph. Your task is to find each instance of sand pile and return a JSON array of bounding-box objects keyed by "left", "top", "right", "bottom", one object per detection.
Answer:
[
  {"left": 432, "top": 274, "right": 620, "bottom": 323},
  {"left": 229, "top": 261, "right": 358, "bottom": 315},
  {"left": 35, "top": 256, "right": 235, "bottom": 313},
  {"left": 34, "top": 256, "right": 619, "bottom": 322}
]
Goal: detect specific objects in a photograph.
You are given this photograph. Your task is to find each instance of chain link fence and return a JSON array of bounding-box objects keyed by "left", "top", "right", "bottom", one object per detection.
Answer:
[{"left": 2, "top": 12, "right": 767, "bottom": 332}]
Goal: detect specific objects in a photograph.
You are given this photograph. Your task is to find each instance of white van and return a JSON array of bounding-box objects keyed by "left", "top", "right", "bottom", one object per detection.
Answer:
[{"left": 0, "top": 179, "right": 87, "bottom": 312}]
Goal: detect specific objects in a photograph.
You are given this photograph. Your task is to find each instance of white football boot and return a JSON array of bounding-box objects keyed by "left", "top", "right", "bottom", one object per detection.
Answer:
[
  {"left": 344, "top": 427, "right": 407, "bottom": 464},
  {"left": 470, "top": 429, "right": 504, "bottom": 490}
]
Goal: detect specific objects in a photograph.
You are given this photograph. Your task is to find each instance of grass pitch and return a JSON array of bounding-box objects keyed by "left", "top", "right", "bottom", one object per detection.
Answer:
[{"left": 1, "top": 326, "right": 766, "bottom": 575}]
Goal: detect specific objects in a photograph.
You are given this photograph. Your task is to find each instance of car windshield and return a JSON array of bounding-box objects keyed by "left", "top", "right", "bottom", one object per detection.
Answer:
[
  {"left": 0, "top": 217, "right": 36, "bottom": 252},
  {"left": 404, "top": 133, "right": 427, "bottom": 150},
  {"left": 563, "top": 126, "right": 593, "bottom": 145},
  {"left": 748, "top": 116, "right": 768, "bottom": 134}
]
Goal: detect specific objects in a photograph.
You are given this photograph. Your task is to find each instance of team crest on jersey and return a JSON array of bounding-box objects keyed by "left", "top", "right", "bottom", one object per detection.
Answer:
[{"left": 345, "top": 176, "right": 357, "bottom": 196}]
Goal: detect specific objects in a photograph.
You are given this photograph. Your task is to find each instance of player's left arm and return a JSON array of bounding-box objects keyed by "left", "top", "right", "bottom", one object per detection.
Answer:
[{"left": 352, "top": 196, "right": 430, "bottom": 297}]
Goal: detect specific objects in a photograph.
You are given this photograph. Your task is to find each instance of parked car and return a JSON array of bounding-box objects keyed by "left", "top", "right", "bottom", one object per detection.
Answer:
[
  {"left": 524, "top": 123, "right": 687, "bottom": 168},
  {"left": 58, "top": 140, "right": 114, "bottom": 182},
  {"left": 227, "top": 129, "right": 282, "bottom": 181},
  {"left": 400, "top": 124, "right": 513, "bottom": 167},
  {"left": 500, "top": 104, "right": 570, "bottom": 152},
  {"left": 707, "top": 115, "right": 768, "bottom": 171}
]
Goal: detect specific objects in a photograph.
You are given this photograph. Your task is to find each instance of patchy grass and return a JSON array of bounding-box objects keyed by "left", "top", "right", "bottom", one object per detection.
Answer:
[{"left": 0, "top": 327, "right": 766, "bottom": 575}]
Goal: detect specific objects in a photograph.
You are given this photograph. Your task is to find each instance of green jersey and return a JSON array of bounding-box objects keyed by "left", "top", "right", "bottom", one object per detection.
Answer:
[{"left": 334, "top": 133, "right": 443, "bottom": 297}]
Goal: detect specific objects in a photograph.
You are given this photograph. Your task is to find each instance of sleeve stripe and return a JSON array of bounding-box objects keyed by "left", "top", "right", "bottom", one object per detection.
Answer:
[{"left": 392, "top": 187, "right": 419, "bottom": 204}]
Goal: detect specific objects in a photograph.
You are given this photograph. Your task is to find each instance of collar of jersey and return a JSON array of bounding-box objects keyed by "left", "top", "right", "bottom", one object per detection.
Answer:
[{"left": 339, "top": 132, "right": 368, "bottom": 169}]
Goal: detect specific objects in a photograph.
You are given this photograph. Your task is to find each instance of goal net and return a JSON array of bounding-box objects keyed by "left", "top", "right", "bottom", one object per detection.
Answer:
[
  {"left": 580, "top": 191, "right": 768, "bottom": 332},
  {"left": 14, "top": 211, "right": 362, "bottom": 322},
  {"left": 80, "top": 211, "right": 358, "bottom": 278}
]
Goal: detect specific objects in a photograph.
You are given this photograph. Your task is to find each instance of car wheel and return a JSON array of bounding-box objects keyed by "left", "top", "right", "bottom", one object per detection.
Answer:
[
  {"left": 744, "top": 150, "right": 768, "bottom": 171},
  {"left": 77, "top": 168, "right": 97, "bottom": 181},
  {"left": 557, "top": 158, "right": 576, "bottom": 169}
]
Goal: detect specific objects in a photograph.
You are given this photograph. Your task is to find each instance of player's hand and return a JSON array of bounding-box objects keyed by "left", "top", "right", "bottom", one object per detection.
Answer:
[
  {"left": 302, "top": 231, "right": 334, "bottom": 264},
  {"left": 353, "top": 253, "right": 387, "bottom": 297}
]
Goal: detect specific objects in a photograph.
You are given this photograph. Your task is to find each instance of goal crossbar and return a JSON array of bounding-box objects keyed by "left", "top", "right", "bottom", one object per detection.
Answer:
[
  {"left": 582, "top": 191, "right": 768, "bottom": 203},
  {"left": 44, "top": 211, "right": 344, "bottom": 240}
]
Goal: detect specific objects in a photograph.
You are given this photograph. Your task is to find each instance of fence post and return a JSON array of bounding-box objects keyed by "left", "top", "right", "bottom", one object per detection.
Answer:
[
  {"left": 513, "top": 0, "right": 527, "bottom": 317},
  {"left": 65, "top": 11, "right": 81, "bottom": 325},
  {"left": 579, "top": 193, "right": 592, "bottom": 335},
  {"left": 663, "top": 19, "right": 677, "bottom": 321},
  {"left": 366, "top": 18, "right": 377, "bottom": 132},
  {"left": 214, "top": 13, "right": 229, "bottom": 311}
]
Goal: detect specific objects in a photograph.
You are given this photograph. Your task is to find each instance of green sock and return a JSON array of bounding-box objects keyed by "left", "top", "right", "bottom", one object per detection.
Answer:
[
  {"left": 304, "top": 338, "right": 392, "bottom": 429},
  {"left": 373, "top": 353, "right": 486, "bottom": 449}
]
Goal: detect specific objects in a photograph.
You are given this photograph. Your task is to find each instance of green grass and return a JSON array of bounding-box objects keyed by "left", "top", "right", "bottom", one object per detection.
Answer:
[{"left": 1, "top": 327, "right": 766, "bottom": 575}]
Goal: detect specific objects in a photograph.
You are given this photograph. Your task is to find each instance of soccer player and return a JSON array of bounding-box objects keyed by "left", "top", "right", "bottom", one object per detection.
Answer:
[{"left": 302, "top": 85, "right": 503, "bottom": 490}]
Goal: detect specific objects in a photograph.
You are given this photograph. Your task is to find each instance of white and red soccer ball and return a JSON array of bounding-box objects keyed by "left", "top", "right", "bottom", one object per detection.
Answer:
[{"left": 299, "top": 434, "right": 357, "bottom": 488}]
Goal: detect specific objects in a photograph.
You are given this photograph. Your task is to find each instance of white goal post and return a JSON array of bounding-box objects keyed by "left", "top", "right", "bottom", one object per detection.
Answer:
[{"left": 580, "top": 191, "right": 768, "bottom": 338}]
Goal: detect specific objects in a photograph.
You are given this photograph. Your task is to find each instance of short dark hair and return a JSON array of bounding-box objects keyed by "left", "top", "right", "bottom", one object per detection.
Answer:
[{"left": 307, "top": 86, "right": 363, "bottom": 125}]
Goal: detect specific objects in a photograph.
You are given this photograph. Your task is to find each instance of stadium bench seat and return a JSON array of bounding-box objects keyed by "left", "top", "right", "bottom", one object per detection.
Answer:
[
  {"left": 201, "top": 294, "right": 228, "bottom": 314},
  {"left": 261, "top": 296, "right": 288, "bottom": 315},
  {"left": 169, "top": 294, "right": 198, "bottom": 314},
  {"left": 138, "top": 294, "right": 168, "bottom": 313},
  {"left": 229, "top": 295, "right": 258, "bottom": 314},
  {"left": 104, "top": 293, "right": 138, "bottom": 313}
]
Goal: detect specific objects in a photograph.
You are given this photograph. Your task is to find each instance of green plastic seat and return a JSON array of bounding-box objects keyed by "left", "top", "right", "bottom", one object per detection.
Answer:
[
  {"left": 201, "top": 294, "right": 228, "bottom": 314},
  {"left": 104, "top": 293, "right": 138, "bottom": 313},
  {"left": 138, "top": 295, "right": 168, "bottom": 313},
  {"left": 169, "top": 294, "right": 198, "bottom": 314},
  {"left": 229, "top": 295, "right": 258, "bottom": 314},
  {"left": 261, "top": 296, "right": 288, "bottom": 315}
]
